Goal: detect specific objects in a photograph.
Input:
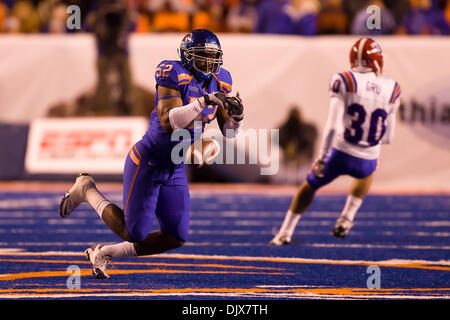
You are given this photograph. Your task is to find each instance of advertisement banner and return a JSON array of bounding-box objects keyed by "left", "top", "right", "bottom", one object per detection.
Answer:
[{"left": 25, "top": 117, "right": 148, "bottom": 174}]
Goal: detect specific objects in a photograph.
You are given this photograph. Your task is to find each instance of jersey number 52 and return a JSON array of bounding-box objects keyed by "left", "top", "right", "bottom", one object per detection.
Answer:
[
  {"left": 344, "top": 103, "right": 387, "bottom": 146},
  {"left": 156, "top": 64, "right": 173, "bottom": 78}
]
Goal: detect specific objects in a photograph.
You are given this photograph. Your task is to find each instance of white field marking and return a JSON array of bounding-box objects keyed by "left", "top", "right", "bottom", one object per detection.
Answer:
[
  {"left": 182, "top": 242, "right": 450, "bottom": 250},
  {"left": 256, "top": 285, "right": 328, "bottom": 288},
  {"left": 1, "top": 251, "right": 448, "bottom": 268},
  {"left": 0, "top": 228, "right": 111, "bottom": 234},
  {"left": 0, "top": 248, "right": 24, "bottom": 253},
  {"left": 411, "top": 232, "right": 450, "bottom": 237},
  {"left": 0, "top": 219, "right": 87, "bottom": 225},
  {"left": 191, "top": 211, "right": 419, "bottom": 219},
  {"left": 1, "top": 240, "right": 449, "bottom": 250},
  {"left": 190, "top": 229, "right": 289, "bottom": 235},
  {"left": 0, "top": 219, "right": 42, "bottom": 225},
  {"left": 189, "top": 220, "right": 214, "bottom": 226},
  {"left": 307, "top": 243, "right": 450, "bottom": 250},
  {"left": 0, "top": 211, "right": 95, "bottom": 218},
  {"left": 46, "top": 219, "right": 87, "bottom": 225},
  {"left": 422, "top": 221, "right": 450, "bottom": 227},
  {"left": 192, "top": 211, "right": 289, "bottom": 217},
  {"left": 0, "top": 250, "right": 86, "bottom": 256},
  {"left": 0, "top": 291, "right": 448, "bottom": 300},
  {"left": 183, "top": 242, "right": 257, "bottom": 246},
  {"left": 189, "top": 219, "right": 450, "bottom": 228},
  {"left": 1, "top": 227, "right": 448, "bottom": 238},
  {"left": 0, "top": 228, "right": 112, "bottom": 234},
  {"left": 190, "top": 220, "right": 331, "bottom": 226},
  {"left": 0, "top": 225, "right": 448, "bottom": 238},
  {"left": 190, "top": 229, "right": 450, "bottom": 237},
  {"left": 0, "top": 212, "right": 58, "bottom": 218},
  {"left": 152, "top": 253, "right": 450, "bottom": 267},
  {"left": 0, "top": 242, "right": 95, "bottom": 247},
  {"left": 189, "top": 192, "right": 290, "bottom": 199},
  {"left": 0, "top": 197, "right": 62, "bottom": 209},
  {"left": 0, "top": 209, "right": 445, "bottom": 222},
  {"left": 373, "top": 221, "right": 450, "bottom": 227}
]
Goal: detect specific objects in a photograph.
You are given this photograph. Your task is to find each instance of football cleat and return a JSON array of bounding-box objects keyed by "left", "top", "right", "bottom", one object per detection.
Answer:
[
  {"left": 85, "top": 244, "right": 111, "bottom": 279},
  {"left": 59, "top": 173, "right": 95, "bottom": 218},
  {"left": 331, "top": 217, "right": 354, "bottom": 239},
  {"left": 269, "top": 233, "right": 292, "bottom": 246}
]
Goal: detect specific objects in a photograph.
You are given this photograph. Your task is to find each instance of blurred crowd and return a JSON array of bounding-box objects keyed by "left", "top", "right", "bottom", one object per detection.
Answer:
[{"left": 0, "top": 0, "right": 449, "bottom": 35}]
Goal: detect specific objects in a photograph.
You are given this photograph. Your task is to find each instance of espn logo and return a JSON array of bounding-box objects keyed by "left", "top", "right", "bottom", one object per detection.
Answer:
[
  {"left": 25, "top": 117, "right": 148, "bottom": 174},
  {"left": 39, "top": 130, "right": 132, "bottom": 158}
]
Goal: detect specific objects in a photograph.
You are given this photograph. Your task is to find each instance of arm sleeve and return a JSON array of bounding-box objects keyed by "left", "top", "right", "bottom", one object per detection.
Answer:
[
  {"left": 381, "top": 98, "right": 400, "bottom": 145},
  {"left": 168, "top": 98, "right": 205, "bottom": 130},
  {"left": 156, "top": 60, "right": 204, "bottom": 130},
  {"left": 381, "top": 112, "right": 396, "bottom": 145},
  {"left": 382, "top": 82, "right": 401, "bottom": 144},
  {"left": 317, "top": 96, "right": 345, "bottom": 161}
]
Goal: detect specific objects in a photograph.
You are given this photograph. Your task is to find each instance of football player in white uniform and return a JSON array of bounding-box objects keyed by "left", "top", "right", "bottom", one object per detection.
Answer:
[{"left": 271, "top": 38, "right": 401, "bottom": 244}]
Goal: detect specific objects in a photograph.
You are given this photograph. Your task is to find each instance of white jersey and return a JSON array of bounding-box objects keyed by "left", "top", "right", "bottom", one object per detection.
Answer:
[{"left": 328, "top": 70, "right": 401, "bottom": 160}]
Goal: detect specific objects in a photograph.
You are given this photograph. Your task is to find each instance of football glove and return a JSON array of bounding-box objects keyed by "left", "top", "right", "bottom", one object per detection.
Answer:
[
  {"left": 203, "top": 92, "right": 227, "bottom": 109},
  {"left": 222, "top": 92, "right": 244, "bottom": 122}
]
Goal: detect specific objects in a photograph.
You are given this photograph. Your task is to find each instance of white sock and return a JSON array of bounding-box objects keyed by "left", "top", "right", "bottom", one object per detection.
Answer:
[
  {"left": 340, "top": 195, "right": 363, "bottom": 222},
  {"left": 85, "top": 187, "right": 111, "bottom": 219},
  {"left": 278, "top": 210, "right": 301, "bottom": 238},
  {"left": 100, "top": 242, "right": 137, "bottom": 259}
]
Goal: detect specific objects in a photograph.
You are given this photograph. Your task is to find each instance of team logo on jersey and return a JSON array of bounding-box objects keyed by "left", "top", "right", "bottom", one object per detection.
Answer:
[
  {"left": 188, "top": 85, "right": 200, "bottom": 93},
  {"left": 184, "top": 33, "right": 192, "bottom": 44}
]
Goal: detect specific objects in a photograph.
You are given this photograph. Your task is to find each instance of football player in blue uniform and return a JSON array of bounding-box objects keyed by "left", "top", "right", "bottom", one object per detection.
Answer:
[{"left": 59, "top": 29, "right": 244, "bottom": 279}]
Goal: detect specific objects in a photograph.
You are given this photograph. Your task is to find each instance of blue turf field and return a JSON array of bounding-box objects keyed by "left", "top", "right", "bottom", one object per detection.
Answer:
[{"left": 0, "top": 189, "right": 449, "bottom": 300}]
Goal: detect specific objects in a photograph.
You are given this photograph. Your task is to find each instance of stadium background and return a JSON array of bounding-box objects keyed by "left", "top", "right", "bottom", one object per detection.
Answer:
[
  {"left": 0, "top": 0, "right": 449, "bottom": 302},
  {"left": 1, "top": 0, "right": 450, "bottom": 191}
]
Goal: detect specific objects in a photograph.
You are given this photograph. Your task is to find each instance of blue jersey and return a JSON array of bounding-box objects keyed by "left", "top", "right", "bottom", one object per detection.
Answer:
[{"left": 141, "top": 60, "right": 232, "bottom": 165}]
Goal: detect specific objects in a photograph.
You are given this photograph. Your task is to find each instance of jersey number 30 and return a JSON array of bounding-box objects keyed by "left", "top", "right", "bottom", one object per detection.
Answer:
[{"left": 344, "top": 103, "right": 387, "bottom": 146}]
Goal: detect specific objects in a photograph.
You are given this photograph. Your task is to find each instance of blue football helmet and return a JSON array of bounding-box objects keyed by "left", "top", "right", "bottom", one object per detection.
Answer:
[{"left": 179, "top": 29, "right": 223, "bottom": 82}]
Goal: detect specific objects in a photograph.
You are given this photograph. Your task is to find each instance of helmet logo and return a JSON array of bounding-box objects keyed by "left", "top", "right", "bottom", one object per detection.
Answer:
[
  {"left": 369, "top": 41, "right": 382, "bottom": 54},
  {"left": 184, "top": 33, "right": 192, "bottom": 44}
]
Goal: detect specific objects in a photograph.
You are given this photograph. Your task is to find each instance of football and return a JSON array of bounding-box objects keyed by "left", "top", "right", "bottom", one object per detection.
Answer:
[{"left": 185, "top": 137, "right": 221, "bottom": 168}]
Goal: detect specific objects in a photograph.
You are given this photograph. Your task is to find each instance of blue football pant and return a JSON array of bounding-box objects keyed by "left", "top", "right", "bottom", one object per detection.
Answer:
[
  {"left": 307, "top": 148, "right": 378, "bottom": 190},
  {"left": 123, "top": 140, "right": 190, "bottom": 243}
]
